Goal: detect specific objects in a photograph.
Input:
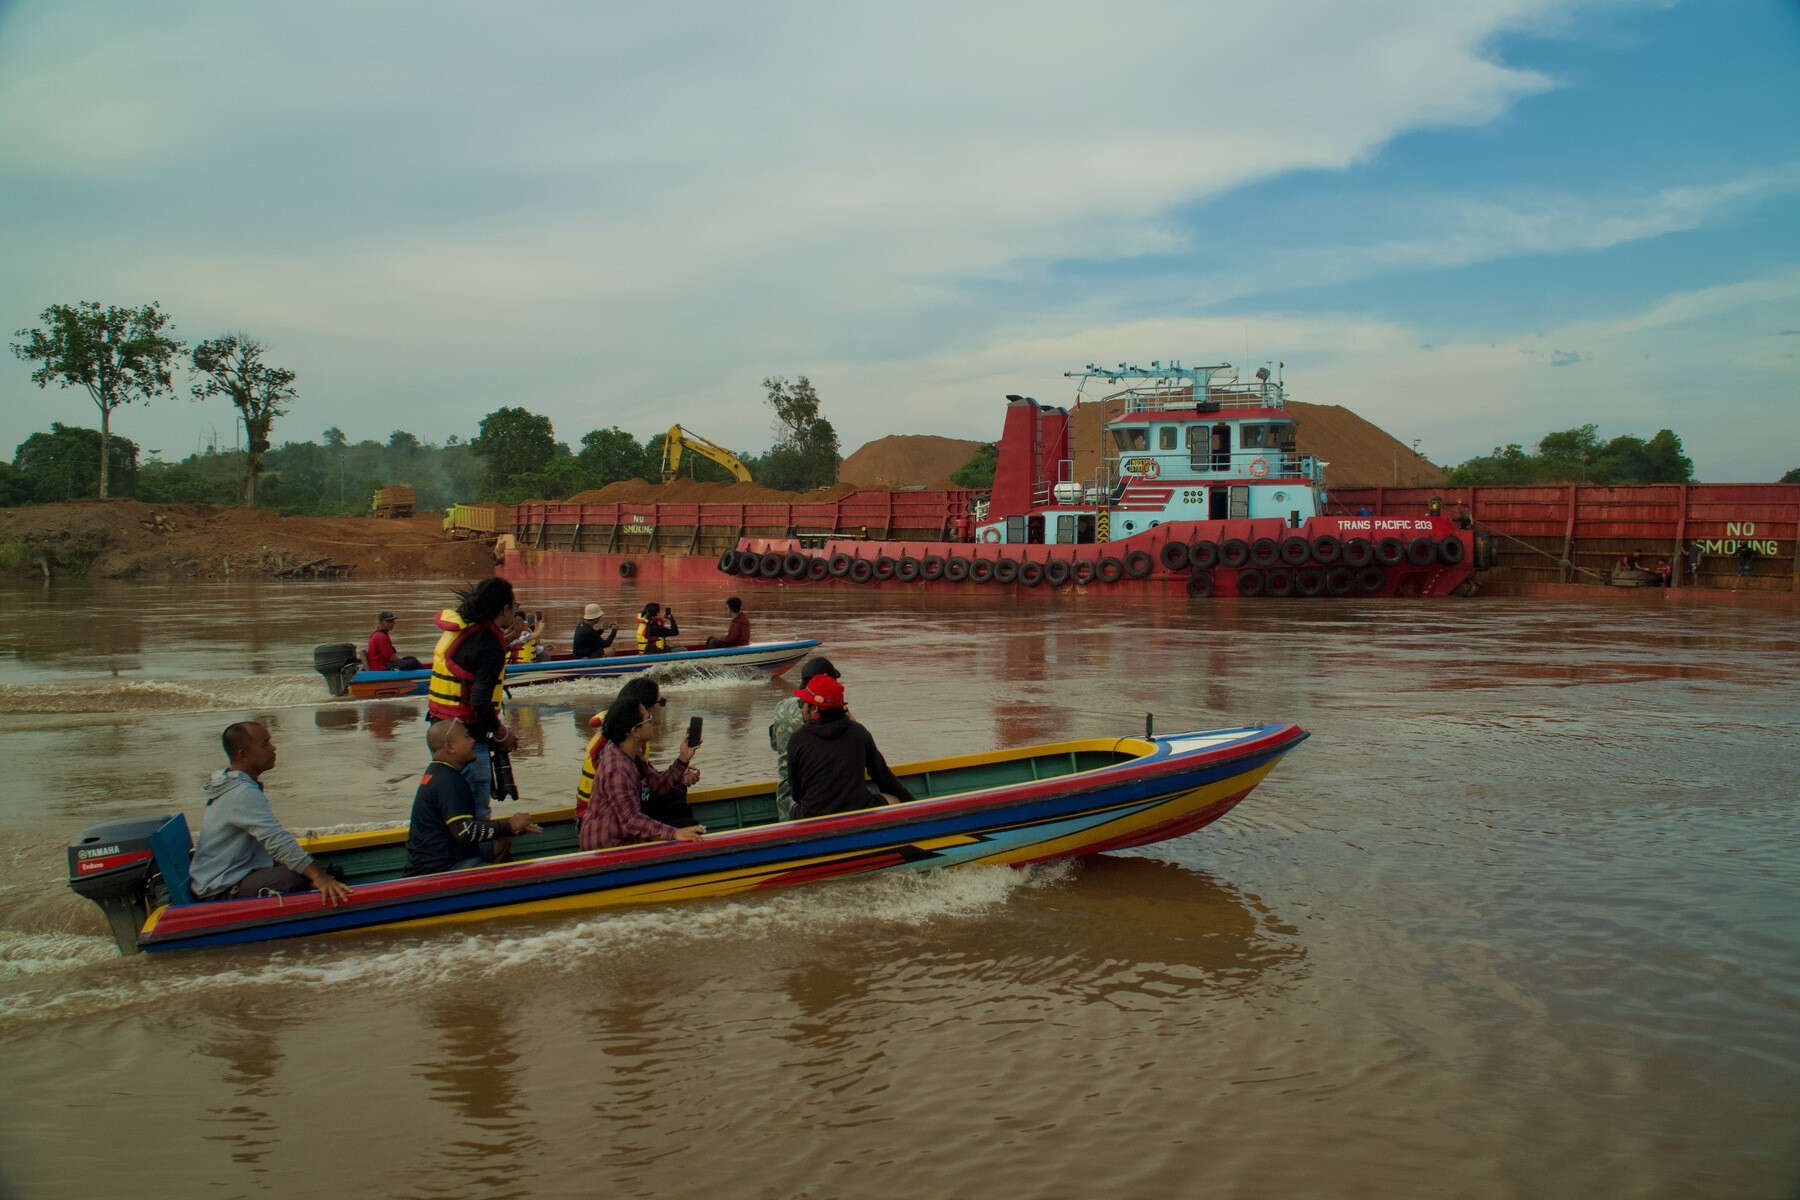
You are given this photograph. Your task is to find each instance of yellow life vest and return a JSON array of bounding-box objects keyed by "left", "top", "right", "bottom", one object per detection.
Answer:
[
  {"left": 636, "top": 616, "right": 667, "bottom": 654},
  {"left": 427, "top": 608, "right": 506, "bottom": 721}
]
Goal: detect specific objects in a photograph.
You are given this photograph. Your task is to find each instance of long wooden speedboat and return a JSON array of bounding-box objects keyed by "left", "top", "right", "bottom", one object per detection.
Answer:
[
  {"left": 324, "top": 638, "right": 820, "bottom": 699},
  {"left": 67, "top": 723, "right": 1307, "bottom": 954}
]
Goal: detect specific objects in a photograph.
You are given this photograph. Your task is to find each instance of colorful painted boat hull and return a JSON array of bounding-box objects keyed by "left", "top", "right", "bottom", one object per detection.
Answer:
[
  {"left": 341, "top": 638, "right": 821, "bottom": 699},
  {"left": 133, "top": 724, "right": 1307, "bottom": 952}
]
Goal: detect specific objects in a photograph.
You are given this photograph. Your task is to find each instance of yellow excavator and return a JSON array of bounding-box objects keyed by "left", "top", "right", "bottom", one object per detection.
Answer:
[{"left": 660, "top": 425, "right": 753, "bottom": 483}]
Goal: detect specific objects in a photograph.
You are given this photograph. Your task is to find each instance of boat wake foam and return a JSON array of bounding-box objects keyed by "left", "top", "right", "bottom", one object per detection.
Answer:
[
  {"left": 0, "top": 675, "right": 326, "bottom": 716},
  {"left": 0, "top": 861, "right": 1075, "bottom": 1027}
]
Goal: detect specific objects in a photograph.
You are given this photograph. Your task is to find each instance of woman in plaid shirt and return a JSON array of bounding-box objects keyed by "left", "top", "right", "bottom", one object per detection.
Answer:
[{"left": 579, "top": 697, "right": 705, "bottom": 850}]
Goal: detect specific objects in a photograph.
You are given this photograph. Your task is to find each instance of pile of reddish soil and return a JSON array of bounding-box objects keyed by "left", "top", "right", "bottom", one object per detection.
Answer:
[
  {"left": 563, "top": 479, "right": 858, "bottom": 505},
  {"left": 1066, "top": 397, "right": 1446, "bottom": 488},
  {"left": 0, "top": 501, "right": 496, "bottom": 580},
  {"left": 839, "top": 435, "right": 987, "bottom": 490}
]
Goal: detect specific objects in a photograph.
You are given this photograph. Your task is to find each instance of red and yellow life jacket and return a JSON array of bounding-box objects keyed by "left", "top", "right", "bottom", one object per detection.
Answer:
[
  {"left": 427, "top": 609, "right": 506, "bottom": 722},
  {"left": 575, "top": 731, "right": 607, "bottom": 818},
  {"left": 635, "top": 615, "right": 666, "bottom": 654}
]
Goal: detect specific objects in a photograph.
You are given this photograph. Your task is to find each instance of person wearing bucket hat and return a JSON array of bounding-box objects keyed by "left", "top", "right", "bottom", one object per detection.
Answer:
[
  {"left": 769, "top": 655, "right": 839, "bottom": 820},
  {"left": 572, "top": 602, "right": 617, "bottom": 659},
  {"left": 785, "top": 671, "right": 913, "bottom": 819}
]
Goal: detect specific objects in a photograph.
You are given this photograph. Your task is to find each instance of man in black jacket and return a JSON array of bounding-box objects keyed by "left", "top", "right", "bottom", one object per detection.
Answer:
[{"left": 785, "top": 674, "right": 914, "bottom": 818}]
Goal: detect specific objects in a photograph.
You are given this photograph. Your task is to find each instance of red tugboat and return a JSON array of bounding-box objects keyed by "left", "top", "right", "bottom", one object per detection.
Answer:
[{"left": 723, "top": 360, "right": 1480, "bottom": 596}]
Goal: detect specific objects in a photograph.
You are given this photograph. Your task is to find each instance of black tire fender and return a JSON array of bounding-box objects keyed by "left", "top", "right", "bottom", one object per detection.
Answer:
[
  {"left": 992, "top": 557, "right": 1019, "bottom": 584},
  {"left": 1123, "top": 550, "right": 1153, "bottom": 578},
  {"left": 1096, "top": 556, "right": 1125, "bottom": 583},
  {"left": 1191, "top": 540, "right": 1220, "bottom": 569},
  {"left": 1159, "top": 540, "right": 1190, "bottom": 571}
]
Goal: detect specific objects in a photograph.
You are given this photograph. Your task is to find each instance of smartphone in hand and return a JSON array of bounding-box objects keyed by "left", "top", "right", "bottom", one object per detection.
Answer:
[{"left": 686, "top": 715, "right": 703, "bottom": 747}]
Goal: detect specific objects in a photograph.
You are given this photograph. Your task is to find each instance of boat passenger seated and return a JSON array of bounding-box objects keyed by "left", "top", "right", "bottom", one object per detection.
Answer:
[
  {"left": 636, "top": 602, "right": 679, "bottom": 653},
  {"left": 572, "top": 603, "right": 617, "bottom": 659},
  {"left": 404, "top": 719, "right": 540, "bottom": 875},
  {"left": 769, "top": 655, "right": 840, "bottom": 820},
  {"left": 189, "top": 722, "right": 352, "bottom": 905},
  {"left": 579, "top": 698, "right": 704, "bottom": 850},
  {"left": 786, "top": 674, "right": 914, "bottom": 819},
  {"left": 704, "top": 596, "right": 749, "bottom": 648},
  {"left": 367, "top": 611, "right": 422, "bottom": 672}
]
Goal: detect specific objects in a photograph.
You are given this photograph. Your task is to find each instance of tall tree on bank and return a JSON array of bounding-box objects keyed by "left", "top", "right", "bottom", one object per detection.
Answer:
[
  {"left": 9, "top": 301, "right": 184, "bottom": 497},
  {"left": 472, "top": 407, "right": 557, "bottom": 494},
  {"left": 190, "top": 334, "right": 298, "bottom": 505},
  {"left": 759, "top": 374, "right": 840, "bottom": 491}
]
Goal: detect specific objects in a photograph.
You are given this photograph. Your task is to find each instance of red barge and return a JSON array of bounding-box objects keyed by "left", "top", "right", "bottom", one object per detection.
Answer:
[{"left": 720, "top": 360, "right": 1478, "bottom": 597}]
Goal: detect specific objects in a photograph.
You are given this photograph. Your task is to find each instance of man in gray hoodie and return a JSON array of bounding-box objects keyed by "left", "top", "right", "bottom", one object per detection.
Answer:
[{"left": 188, "top": 722, "right": 353, "bottom": 905}]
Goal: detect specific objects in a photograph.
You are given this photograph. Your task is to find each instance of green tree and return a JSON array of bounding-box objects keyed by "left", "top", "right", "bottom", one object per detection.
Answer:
[
  {"left": 10, "top": 301, "right": 183, "bottom": 497},
  {"left": 388, "top": 430, "right": 421, "bottom": 453},
  {"left": 578, "top": 426, "right": 645, "bottom": 485},
  {"left": 759, "top": 374, "right": 839, "bottom": 491},
  {"left": 1781, "top": 467, "right": 1800, "bottom": 484},
  {"left": 1640, "top": 429, "right": 1693, "bottom": 483},
  {"left": 472, "top": 407, "right": 558, "bottom": 495},
  {"left": 12, "top": 423, "right": 140, "bottom": 501},
  {"left": 323, "top": 426, "right": 347, "bottom": 449},
  {"left": 951, "top": 443, "right": 999, "bottom": 488},
  {"left": 1447, "top": 444, "right": 1537, "bottom": 485},
  {"left": 190, "top": 333, "right": 298, "bottom": 505}
]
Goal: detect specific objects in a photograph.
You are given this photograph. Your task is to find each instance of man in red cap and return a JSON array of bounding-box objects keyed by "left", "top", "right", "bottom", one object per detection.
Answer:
[{"left": 785, "top": 672, "right": 914, "bottom": 818}]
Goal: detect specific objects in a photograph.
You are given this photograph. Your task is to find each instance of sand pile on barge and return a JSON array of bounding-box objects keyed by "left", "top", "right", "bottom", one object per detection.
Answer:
[{"left": 839, "top": 435, "right": 986, "bottom": 490}]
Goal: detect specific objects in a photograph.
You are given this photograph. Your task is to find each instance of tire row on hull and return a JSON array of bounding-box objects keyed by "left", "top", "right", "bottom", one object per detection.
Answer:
[{"left": 716, "top": 533, "right": 1465, "bottom": 596}]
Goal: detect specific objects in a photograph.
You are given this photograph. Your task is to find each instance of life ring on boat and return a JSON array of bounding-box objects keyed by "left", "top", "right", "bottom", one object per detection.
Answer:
[
  {"left": 1341, "top": 537, "right": 1373, "bottom": 567},
  {"left": 970, "top": 557, "right": 996, "bottom": 584},
  {"left": 1374, "top": 537, "right": 1405, "bottom": 566},
  {"left": 1295, "top": 566, "right": 1326, "bottom": 597},
  {"left": 1310, "top": 535, "right": 1341, "bottom": 564},
  {"left": 1249, "top": 457, "right": 1270, "bottom": 478},
  {"left": 1236, "top": 566, "right": 1265, "bottom": 596},
  {"left": 1219, "top": 538, "right": 1250, "bottom": 568},
  {"left": 828, "top": 552, "right": 853, "bottom": 577},
  {"left": 618, "top": 559, "right": 637, "bottom": 578},
  {"left": 1044, "top": 559, "right": 1072, "bottom": 587},
  {"left": 1266, "top": 567, "right": 1295, "bottom": 597},
  {"left": 1096, "top": 556, "right": 1125, "bottom": 584},
  {"left": 1406, "top": 536, "right": 1437, "bottom": 567},
  {"left": 1325, "top": 566, "right": 1355, "bottom": 596},
  {"left": 717, "top": 550, "right": 738, "bottom": 575},
  {"left": 1159, "top": 540, "right": 1190, "bottom": 571},
  {"left": 1018, "top": 560, "right": 1045, "bottom": 587},
  {"left": 944, "top": 556, "right": 971, "bottom": 582},
  {"left": 1123, "top": 550, "right": 1153, "bottom": 579},
  {"left": 1250, "top": 537, "right": 1281, "bottom": 567},
  {"left": 1437, "top": 536, "right": 1466, "bottom": 565},
  {"left": 1279, "top": 537, "right": 1311, "bottom": 566},
  {"left": 849, "top": 558, "right": 875, "bottom": 583},
  {"left": 896, "top": 556, "right": 922, "bottom": 582},
  {"left": 921, "top": 554, "right": 946, "bottom": 581},
  {"left": 980, "top": 528, "right": 1001, "bottom": 543},
  {"left": 873, "top": 555, "right": 898, "bottom": 580},
  {"left": 806, "top": 556, "right": 831, "bottom": 581},
  {"left": 782, "top": 551, "right": 808, "bottom": 578},
  {"left": 993, "top": 557, "right": 1020, "bottom": 584},
  {"left": 1191, "top": 540, "right": 1219, "bottom": 569}
]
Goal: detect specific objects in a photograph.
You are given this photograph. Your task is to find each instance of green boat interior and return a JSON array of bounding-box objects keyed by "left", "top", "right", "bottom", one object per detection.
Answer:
[{"left": 310, "top": 744, "right": 1139, "bottom": 888}]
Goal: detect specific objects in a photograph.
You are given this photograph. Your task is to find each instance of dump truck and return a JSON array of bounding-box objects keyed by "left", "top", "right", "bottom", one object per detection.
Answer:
[
  {"left": 371, "top": 485, "right": 415, "bottom": 519},
  {"left": 442, "top": 502, "right": 509, "bottom": 539}
]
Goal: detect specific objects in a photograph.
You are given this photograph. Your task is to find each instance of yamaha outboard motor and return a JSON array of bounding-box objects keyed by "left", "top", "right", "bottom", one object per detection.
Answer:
[
  {"left": 313, "top": 642, "right": 360, "bottom": 697},
  {"left": 68, "top": 815, "right": 174, "bottom": 955}
]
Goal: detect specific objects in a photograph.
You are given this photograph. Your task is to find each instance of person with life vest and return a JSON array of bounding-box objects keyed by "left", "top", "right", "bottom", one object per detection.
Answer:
[
  {"left": 579, "top": 695, "right": 704, "bottom": 850},
  {"left": 427, "top": 578, "right": 521, "bottom": 862},
  {"left": 504, "top": 607, "right": 544, "bottom": 664},
  {"left": 636, "top": 602, "right": 679, "bottom": 653},
  {"left": 575, "top": 677, "right": 700, "bottom": 829}
]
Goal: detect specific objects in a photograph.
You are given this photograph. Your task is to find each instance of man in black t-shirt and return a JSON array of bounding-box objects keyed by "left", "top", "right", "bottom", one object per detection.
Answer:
[{"left": 405, "top": 720, "right": 540, "bottom": 876}]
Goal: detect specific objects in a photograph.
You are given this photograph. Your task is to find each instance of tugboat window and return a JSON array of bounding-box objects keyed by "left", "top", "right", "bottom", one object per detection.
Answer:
[
  {"left": 1158, "top": 426, "right": 1177, "bottom": 450},
  {"left": 1113, "top": 428, "right": 1148, "bottom": 452}
]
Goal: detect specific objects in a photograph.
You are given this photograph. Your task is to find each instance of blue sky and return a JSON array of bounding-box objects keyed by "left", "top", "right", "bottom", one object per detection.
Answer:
[{"left": 3, "top": 0, "right": 1796, "bottom": 481}]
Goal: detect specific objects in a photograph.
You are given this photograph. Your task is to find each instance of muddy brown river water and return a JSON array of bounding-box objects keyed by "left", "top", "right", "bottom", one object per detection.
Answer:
[{"left": 0, "top": 578, "right": 1795, "bottom": 1199}]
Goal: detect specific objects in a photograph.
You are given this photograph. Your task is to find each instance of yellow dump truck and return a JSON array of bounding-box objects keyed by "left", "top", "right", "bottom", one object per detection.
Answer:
[
  {"left": 371, "top": 485, "right": 415, "bottom": 519},
  {"left": 442, "top": 503, "right": 508, "bottom": 538}
]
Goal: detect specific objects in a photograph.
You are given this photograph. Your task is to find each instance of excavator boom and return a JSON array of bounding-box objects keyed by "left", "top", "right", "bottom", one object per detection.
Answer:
[{"left": 660, "top": 424, "right": 753, "bottom": 483}]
